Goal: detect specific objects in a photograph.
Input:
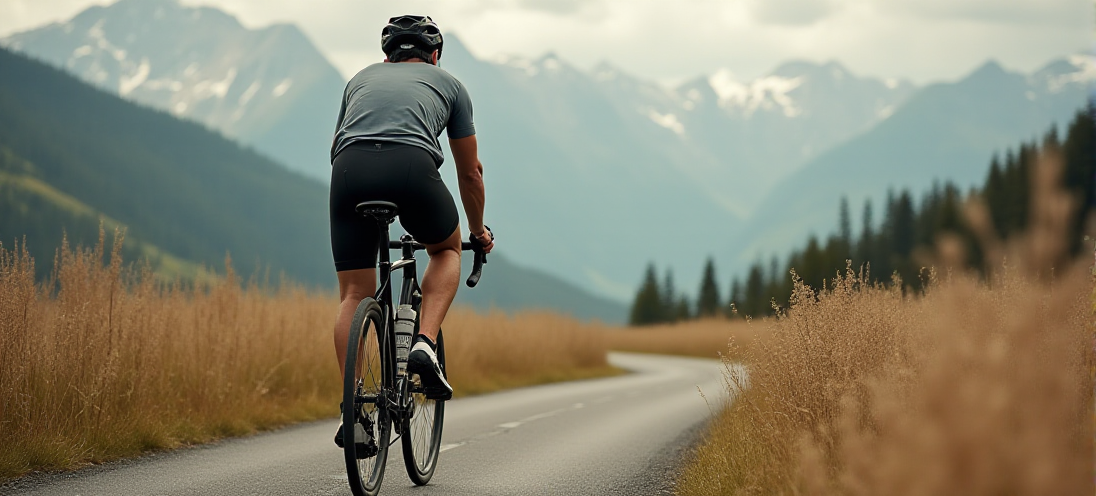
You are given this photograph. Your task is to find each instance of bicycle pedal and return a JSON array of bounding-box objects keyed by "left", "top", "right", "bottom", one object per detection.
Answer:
[
  {"left": 421, "top": 386, "right": 453, "bottom": 401},
  {"left": 355, "top": 441, "right": 378, "bottom": 459}
]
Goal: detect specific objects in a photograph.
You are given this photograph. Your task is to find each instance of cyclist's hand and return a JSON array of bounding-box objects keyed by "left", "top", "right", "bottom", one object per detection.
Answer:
[{"left": 471, "top": 228, "right": 494, "bottom": 254}]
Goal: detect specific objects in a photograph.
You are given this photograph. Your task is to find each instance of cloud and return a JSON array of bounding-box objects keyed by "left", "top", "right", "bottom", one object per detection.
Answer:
[
  {"left": 876, "top": 0, "right": 1085, "bottom": 27},
  {"left": 749, "top": 0, "right": 840, "bottom": 26},
  {"left": 515, "top": 0, "right": 589, "bottom": 16},
  {"left": 1, "top": 0, "right": 1091, "bottom": 86}
]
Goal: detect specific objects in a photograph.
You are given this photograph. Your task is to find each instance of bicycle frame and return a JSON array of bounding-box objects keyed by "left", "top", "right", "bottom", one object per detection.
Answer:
[
  {"left": 370, "top": 217, "right": 484, "bottom": 421},
  {"left": 370, "top": 219, "right": 425, "bottom": 423}
]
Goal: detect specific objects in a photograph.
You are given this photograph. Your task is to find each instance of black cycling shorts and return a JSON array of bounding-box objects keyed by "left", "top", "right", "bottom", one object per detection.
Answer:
[{"left": 330, "top": 141, "right": 459, "bottom": 271}]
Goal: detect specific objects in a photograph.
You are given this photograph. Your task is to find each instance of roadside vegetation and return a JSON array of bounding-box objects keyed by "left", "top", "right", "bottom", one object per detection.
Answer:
[
  {"left": 676, "top": 152, "right": 1093, "bottom": 495},
  {"left": 0, "top": 233, "right": 611, "bottom": 481}
]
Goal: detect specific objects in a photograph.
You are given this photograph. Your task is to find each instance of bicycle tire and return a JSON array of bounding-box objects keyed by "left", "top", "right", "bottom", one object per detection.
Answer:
[
  {"left": 401, "top": 328, "right": 447, "bottom": 485},
  {"left": 343, "top": 298, "right": 393, "bottom": 496}
]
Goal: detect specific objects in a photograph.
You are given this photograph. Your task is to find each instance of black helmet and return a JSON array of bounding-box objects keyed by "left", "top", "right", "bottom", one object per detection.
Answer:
[{"left": 381, "top": 15, "right": 443, "bottom": 62}]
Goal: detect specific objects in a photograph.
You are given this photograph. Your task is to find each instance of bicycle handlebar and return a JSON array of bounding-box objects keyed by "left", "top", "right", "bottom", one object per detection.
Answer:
[{"left": 385, "top": 239, "right": 488, "bottom": 288}]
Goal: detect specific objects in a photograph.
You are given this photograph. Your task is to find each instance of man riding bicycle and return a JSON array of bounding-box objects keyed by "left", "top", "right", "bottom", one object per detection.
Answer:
[{"left": 329, "top": 15, "right": 494, "bottom": 448}]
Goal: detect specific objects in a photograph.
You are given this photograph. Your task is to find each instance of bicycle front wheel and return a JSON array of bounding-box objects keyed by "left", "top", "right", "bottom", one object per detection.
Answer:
[
  {"left": 343, "top": 298, "right": 393, "bottom": 496},
  {"left": 401, "top": 328, "right": 447, "bottom": 485}
]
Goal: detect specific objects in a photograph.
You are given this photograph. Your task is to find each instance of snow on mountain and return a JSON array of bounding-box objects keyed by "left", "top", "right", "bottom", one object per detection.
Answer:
[
  {"left": 1031, "top": 54, "right": 1096, "bottom": 94},
  {"left": 723, "top": 56, "right": 1092, "bottom": 283},
  {"left": 2, "top": 0, "right": 344, "bottom": 181},
  {"left": 706, "top": 69, "right": 804, "bottom": 117}
]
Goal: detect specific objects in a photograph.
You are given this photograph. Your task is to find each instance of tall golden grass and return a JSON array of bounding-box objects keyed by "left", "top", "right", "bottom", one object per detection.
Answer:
[
  {"left": 0, "top": 232, "right": 611, "bottom": 481},
  {"left": 445, "top": 309, "right": 616, "bottom": 395},
  {"left": 677, "top": 153, "right": 1093, "bottom": 495}
]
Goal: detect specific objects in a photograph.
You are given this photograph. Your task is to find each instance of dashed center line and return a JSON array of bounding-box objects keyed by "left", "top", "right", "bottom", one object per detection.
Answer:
[{"left": 445, "top": 401, "right": 593, "bottom": 452}]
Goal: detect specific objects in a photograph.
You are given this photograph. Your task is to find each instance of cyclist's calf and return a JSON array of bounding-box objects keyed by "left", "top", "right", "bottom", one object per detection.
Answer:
[
  {"left": 419, "top": 228, "right": 463, "bottom": 342},
  {"left": 335, "top": 268, "right": 377, "bottom": 375}
]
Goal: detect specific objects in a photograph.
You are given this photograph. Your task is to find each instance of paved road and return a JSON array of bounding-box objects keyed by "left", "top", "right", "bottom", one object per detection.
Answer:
[{"left": 3, "top": 353, "right": 728, "bottom": 496}]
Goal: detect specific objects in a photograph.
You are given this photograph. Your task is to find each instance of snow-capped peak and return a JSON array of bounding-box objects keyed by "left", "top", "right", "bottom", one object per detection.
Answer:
[{"left": 707, "top": 68, "right": 803, "bottom": 118}]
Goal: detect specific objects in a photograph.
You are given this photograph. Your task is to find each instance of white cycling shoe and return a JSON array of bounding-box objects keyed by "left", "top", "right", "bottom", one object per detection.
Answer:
[{"left": 407, "top": 337, "right": 453, "bottom": 401}]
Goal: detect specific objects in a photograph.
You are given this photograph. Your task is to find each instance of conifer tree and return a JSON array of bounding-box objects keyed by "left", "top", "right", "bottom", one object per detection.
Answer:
[
  {"left": 1062, "top": 104, "right": 1095, "bottom": 252},
  {"left": 696, "top": 257, "right": 722, "bottom": 317},
  {"left": 629, "top": 263, "right": 664, "bottom": 325},
  {"left": 892, "top": 191, "right": 915, "bottom": 259},
  {"left": 837, "top": 196, "right": 852, "bottom": 261},
  {"left": 766, "top": 255, "right": 785, "bottom": 311},
  {"left": 857, "top": 199, "right": 874, "bottom": 274},
  {"left": 985, "top": 155, "right": 1006, "bottom": 234},
  {"left": 744, "top": 264, "right": 765, "bottom": 317},
  {"left": 675, "top": 296, "right": 692, "bottom": 321},
  {"left": 662, "top": 269, "right": 678, "bottom": 322}
]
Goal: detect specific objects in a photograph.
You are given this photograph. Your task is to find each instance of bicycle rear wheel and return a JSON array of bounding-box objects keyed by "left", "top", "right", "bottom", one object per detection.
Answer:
[
  {"left": 401, "top": 329, "right": 447, "bottom": 485},
  {"left": 343, "top": 298, "right": 393, "bottom": 496}
]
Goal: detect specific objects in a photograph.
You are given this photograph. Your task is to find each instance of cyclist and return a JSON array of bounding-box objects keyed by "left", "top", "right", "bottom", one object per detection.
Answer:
[{"left": 329, "top": 15, "right": 494, "bottom": 448}]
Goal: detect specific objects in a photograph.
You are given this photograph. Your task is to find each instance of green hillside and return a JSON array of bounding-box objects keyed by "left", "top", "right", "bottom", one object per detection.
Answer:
[
  {"left": 0, "top": 145, "right": 210, "bottom": 280},
  {"left": 0, "top": 46, "right": 333, "bottom": 285}
]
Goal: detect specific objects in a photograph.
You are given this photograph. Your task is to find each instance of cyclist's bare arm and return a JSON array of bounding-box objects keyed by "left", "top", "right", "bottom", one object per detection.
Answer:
[{"left": 450, "top": 135, "right": 493, "bottom": 252}]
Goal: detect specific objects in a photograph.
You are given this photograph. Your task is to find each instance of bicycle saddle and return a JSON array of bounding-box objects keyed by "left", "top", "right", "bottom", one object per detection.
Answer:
[{"left": 356, "top": 201, "right": 398, "bottom": 221}]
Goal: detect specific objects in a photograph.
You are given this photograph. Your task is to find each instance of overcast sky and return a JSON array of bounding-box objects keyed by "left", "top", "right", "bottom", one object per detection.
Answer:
[{"left": 1, "top": 0, "right": 1092, "bottom": 85}]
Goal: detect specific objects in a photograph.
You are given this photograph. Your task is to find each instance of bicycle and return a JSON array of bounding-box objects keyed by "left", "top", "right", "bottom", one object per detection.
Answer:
[{"left": 342, "top": 200, "right": 488, "bottom": 496}]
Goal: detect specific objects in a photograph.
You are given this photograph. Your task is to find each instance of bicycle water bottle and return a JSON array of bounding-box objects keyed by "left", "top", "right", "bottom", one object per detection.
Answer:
[{"left": 394, "top": 304, "right": 416, "bottom": 376}]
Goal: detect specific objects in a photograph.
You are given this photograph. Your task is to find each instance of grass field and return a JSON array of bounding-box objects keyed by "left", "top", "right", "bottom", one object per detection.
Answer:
[
  {"left": 676, "top": 156, "right": 1094, "bottom": 495},
  {"left": 0, "top": 232, "right": 612, "bottom": 481},
  {"left": 602, "top": 318, "right": 759, "bottom": 360}
]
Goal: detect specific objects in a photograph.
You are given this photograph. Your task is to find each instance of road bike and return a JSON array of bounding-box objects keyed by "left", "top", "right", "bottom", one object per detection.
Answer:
[{"left": 342, "top": 200, "right": 487, "bottom": 496}]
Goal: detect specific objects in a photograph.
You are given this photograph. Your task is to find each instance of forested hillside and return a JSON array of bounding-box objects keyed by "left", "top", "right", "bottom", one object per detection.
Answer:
[
  {"left": 0, "top": 146, "right": 206, "bottom": 279},
  {"left": 629, "top": 104, "right": 1094, "bottom": 324},
  {"left": 0, "top": 46, "right": 333, "bottom": 284},
  {"left": 730, "top": 105, "right": 1094, "bottom": 318}
]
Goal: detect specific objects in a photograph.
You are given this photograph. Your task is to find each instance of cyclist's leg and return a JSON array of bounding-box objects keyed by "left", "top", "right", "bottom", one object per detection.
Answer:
[
  {"left": 330, "top": 144, "right": 387, "bottom": 375},
  {"left": 335, "top": 269, "right": 376, "bottom": 375},
  {"left": 384, "top": 146, "right": 460, "bottom": 343},
  {"left": 419, "top": 228, "right": 462, "bottom": 342}
]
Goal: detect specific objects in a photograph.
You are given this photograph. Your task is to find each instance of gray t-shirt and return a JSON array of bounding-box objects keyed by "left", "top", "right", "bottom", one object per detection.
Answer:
[{"left": 330, "top": 62, "right": 476, "bottom": 166}]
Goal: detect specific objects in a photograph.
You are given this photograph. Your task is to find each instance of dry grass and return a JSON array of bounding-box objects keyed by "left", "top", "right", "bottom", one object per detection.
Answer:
[
  {"left": 677, "top": 153, "right": 1094, "bottom": 495},
  {"left": 445, "top": 309, "right": 617, "bottom": 395},
  {"left": 603, "top": 318, "right": 759, "bottom": 360},
  {"left": 0, "top": 232, "right": 611, "bottom": 481}
]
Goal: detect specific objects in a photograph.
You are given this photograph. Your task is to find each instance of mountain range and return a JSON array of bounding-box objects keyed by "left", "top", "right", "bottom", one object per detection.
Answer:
[
  {"left": 4, "top": 0, "right": 1091, "bottom": 303},
  {"left": 728, "top": 56, "right": 1094, "bottom": 275},
  {"left": 0, "top": 46, "right": 628, "bottom": 323},
  {"left": 2, "top": 0, "right": 343, "bottom": 179}
]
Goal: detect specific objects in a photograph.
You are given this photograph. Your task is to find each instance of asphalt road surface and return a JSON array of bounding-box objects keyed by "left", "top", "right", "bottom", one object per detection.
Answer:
[{"left": 3, "top": 352, "right": 728, "bottom": 496}]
